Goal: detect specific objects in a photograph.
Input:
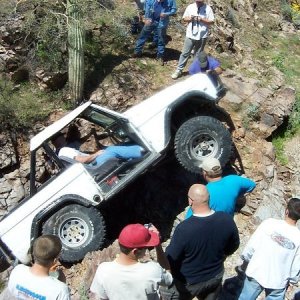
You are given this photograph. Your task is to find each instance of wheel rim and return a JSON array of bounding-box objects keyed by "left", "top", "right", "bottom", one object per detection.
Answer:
[
  {"left": 189, "top": 131, "right": 218, "bottom": 160},
  {"left": 59, "top": 217, "right": 89, "bottom": 247}
]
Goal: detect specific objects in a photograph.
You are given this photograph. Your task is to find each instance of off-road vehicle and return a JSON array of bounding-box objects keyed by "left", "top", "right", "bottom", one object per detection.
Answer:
[{"left": 0, "top": 73, "right": 232, "bottom": 268}]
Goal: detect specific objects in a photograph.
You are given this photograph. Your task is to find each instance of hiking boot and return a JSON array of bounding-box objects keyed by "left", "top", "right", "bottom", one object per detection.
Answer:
[
  {"left": 171, "top": 70, "right": 182, "bottom": 79},
  {"left": 148, "top": 42, "right": 157, "bottom": 49},
  {"left": 132, "top": 52, "right": 142, "bottom": 58},
  {"left": 157, "top": 57, "right": 164, "bottom": 66}
]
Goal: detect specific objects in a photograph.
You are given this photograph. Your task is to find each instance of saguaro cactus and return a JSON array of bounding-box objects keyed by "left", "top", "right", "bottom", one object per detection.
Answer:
[{"left": 67, "top": 0, "right": 84, "bottom": 106}]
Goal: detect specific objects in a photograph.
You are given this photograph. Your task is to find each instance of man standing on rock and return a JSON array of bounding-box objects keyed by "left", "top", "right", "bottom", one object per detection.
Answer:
[
  {"left": 133, "top": 0, "right": 177, "bottom": 66},
  {"left": 171, "top": 0, "right": 214, "bottom": 79},
  {"left": 238, "top": 197, "right": 300, "bottom": 300},
  {"left": 90, "top": 223, "right": 172, "bottom": 300},
  {"left": 185, "top": 157, "right": 256, "bottom": 218},
  {"left": 165, "top": 184, "right": 239, "bottom": 299}
]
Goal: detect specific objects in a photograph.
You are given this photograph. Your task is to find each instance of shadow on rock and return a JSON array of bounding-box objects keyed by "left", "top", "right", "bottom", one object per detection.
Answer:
[{"left": 100, "top": 155, "right": 200, "bottom": 242}]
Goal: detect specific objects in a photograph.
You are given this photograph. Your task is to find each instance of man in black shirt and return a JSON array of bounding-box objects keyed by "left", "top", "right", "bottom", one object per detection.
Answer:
[{"left": 166, "top": 184, "right": 240, "bottom": 300}]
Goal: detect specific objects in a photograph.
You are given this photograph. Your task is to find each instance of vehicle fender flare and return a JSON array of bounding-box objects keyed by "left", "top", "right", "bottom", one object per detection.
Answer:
[
  {"left": 30, "top": 194, "right": 95, "bottom": 241},
  {"left": 163, "top": 91, "right": 217, "bottom": 146}
]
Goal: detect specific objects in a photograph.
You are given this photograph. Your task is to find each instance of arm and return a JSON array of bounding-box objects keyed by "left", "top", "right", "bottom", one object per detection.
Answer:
[
  {"left": 289, "top": 247, "right": 300, "bottom": 284},
  {"left": 241, "top": 221, "right": 266, "bottom": 262},
  {"left": 155, "top": 244, "right": 171, "bottom": 271},
  {"left": 198, "top": 16, "right": 214, "bottom": 26},
  {"left": 148, "top": 225, "right": 170, "bottom": 271},
  {"left": 90, "top": 265, "right": 109, "bottom": 300},
  {"left": 200, "top": 5, "right": 215, "bottom": 26},
  {"left": 188, "top": 59, "right": 201, "bottom": 75},
  {"left": 165, "top": 225, "right": 185, "bottom": 272},
  {"left": 74, "top": 150, "right": 104, "bottom": 164},
  {"left": 224, "top": 219, "right": 240, "bottom": 256},
  {"left": 162, "top": 0, "right": 177, "bottom": 16},
  {"left": 238, "top": 176, "right": 256, "bottom": 195}
]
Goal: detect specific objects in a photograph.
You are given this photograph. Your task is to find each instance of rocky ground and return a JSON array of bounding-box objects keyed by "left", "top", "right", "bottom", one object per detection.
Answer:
[{"left": 1, "top": 0, "right": 300, "bottom": 299}]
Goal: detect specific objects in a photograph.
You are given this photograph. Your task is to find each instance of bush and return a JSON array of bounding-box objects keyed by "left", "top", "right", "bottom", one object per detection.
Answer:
[{"left": 0, "top": 77, "right": 59, "bottom": 131}]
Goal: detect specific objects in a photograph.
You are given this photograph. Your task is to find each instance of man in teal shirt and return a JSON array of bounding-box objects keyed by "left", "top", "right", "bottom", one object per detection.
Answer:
[{"left": 186, "top": 157, "right": 256, "bottom": 218}]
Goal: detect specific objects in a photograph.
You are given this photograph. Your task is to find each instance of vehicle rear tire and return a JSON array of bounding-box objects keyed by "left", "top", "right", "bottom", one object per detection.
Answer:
[
  {"left": 174, "top": 116, "right": 232, "bottom": 173},
  {"left": 42, "top": 204, "right": 106, "bottom": 263}
]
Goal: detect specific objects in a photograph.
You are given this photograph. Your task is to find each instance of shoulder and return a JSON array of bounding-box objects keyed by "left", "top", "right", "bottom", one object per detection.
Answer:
[
  {"left": 205, "top": 4, "right": 213, "bottom": 11},
  {"left": 58, "top": 147, "right": 80, "bottom": 158},
  {"left": 96, "top": 261, "right": 114, "bottom": 272},
  {"left": 214, "top": 211, "right": 236, "bottom": 224},
  {"left": 47, "top": 276, "right": 69, "bottom": 290},
  {"left": 10, "top": 264, "right": 28, "bottom": 276},
  {"left": 186, "top": 3, "right": 195, "bottom": 10}
]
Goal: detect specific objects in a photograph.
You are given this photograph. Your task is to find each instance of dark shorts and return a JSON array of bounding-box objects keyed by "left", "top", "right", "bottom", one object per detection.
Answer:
[{"left": 160, "top": 272, "right": 223, "bottom": 300}]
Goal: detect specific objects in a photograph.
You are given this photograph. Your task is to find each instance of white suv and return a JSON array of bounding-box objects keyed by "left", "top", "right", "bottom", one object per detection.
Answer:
[{"left": 0, "top": 73, "right": 232, "bottom": 267}]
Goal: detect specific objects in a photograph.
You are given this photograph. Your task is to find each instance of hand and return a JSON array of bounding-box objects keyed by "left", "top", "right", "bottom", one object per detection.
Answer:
[
  {"left": 160, "top": 13, "right": 166, "bottom": 19},
  {"left": 148, "top": 224, "right": 159, "bottom": 235},
  {"left": 96, "top": 149, "right": 105, "bottom": 155},
  {"left": 144, "top": 18, "right": 152, "bottom": 25}
]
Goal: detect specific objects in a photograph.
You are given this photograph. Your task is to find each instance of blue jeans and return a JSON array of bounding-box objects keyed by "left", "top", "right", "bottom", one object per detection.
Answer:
[
  {"left": 239, "top": 276, "right": 286, "bottom": 300},
  {"left": 91, "top": 145, "right": 143, "bottom": 167},
  {"left": 135, "top": 22, "right": 167, "bottom": 58}
]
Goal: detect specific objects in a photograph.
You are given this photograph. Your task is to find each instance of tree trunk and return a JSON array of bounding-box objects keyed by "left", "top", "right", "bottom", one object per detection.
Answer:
[{"left": 67, "top": 0, "right": 84, "bottom": 107}]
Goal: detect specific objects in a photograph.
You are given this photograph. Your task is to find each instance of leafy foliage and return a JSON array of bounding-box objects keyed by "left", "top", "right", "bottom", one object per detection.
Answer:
[{"left": 0, "top": 77, "right": 58, "bottom": 131}]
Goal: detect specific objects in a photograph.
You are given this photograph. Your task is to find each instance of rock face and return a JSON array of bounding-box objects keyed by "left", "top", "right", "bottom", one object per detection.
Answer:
[{"left": 0, "top": 0, "right": 299, "bottom": 299}]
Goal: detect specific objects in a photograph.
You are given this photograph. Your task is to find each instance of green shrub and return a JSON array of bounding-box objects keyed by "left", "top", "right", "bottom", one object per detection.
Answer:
[
  {"left": 0, "top": 77, "right": 61, "bottom": 131},
  {"left": 281, "top": 3, "right": 293, "bottom": 21}
]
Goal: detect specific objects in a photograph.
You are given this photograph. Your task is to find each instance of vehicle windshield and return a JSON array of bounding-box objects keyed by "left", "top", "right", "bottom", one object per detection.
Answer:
[{"left": 83, "top": 107, "right": 116, "bottom": 128}]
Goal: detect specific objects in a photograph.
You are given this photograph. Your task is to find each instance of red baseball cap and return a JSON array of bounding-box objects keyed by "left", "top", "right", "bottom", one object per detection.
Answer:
[{"left": 118, "top": 224, "right": 160, "bottom": 248}]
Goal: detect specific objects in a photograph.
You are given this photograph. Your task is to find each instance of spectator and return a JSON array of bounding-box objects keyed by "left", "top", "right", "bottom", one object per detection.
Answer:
[
  {"left": 185, "top": 157, "right": 256, "bottom": 218},
  {"left": 166, "top": 184, "right": 240, "bottom": 300},
  {"left": 52, "top": 133, "right": 144, "bottom": 167},
  {"left": 171, "top": 0, "right": 214, "bottom": 79},
  {"left": 8, "top": 235, "right": 70, "bottom": 300},
  {"left": 188, "top": 51, "right": 223, "bottom": 75},
  {"left": 238, "top": 197, "right": 300, "bottom": 300},
  {"left": 90, "top": 223, "right": 172, "bottom": 300},
  {"left": 133, "top": 0, "right": 177, "bottom": 66}
]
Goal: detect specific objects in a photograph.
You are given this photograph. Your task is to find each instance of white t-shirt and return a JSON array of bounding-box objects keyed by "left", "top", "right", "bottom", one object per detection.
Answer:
[
  {"left": 8, "top": 264, "right": 70, "bottom": 300},
  {"left": 183, "top": 3, "right": 214, "bottom": 40},
  {"left": 58, "top": 147, "right": 87, "bottom": 159},
  {"left": 243, "top": 218, "right": 300, "bottom": 289},
  {"left": 90, "top": 260, "right": 173, "bottom": 300}
]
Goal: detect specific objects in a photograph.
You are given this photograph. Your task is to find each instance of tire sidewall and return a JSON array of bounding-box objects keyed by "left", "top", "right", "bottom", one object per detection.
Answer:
[
  {"left": 43, "top": 204, "right": 105, "bottom": 262},
  {"left": 175, "top": 116, "right": 232, "bottom": 173}
]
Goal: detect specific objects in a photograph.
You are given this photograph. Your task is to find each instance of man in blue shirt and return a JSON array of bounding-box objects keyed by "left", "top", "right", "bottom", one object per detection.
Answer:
[
  {"left": 186, "top": 157, "right": 256, "bottom": 218},
  {"left": 133, "top": 0, "right": 177, "bottom": 65},
  {"left": 189, "top": 51, "right": 222, "bottom": 75}
]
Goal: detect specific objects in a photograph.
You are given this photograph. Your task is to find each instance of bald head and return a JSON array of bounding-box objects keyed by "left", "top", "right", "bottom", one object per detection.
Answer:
[{"left": 188, "top": 184, "right": 209, "bottom": 205}]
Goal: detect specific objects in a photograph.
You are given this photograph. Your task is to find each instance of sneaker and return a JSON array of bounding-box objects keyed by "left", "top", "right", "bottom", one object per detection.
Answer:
[
  {"left": 171, "top": 70, "right": 182, "bottom": 79},
  {"left": 132, "top": 52, "right": 142, "bottom": 58},
  {"left": 157, "top": 57, "right": 164, "bottom": 66}
]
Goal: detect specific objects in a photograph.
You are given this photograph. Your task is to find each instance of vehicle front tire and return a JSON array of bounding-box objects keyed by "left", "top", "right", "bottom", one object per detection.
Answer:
[
  {"left": 174, "top": 116, "right": 232, "bottom": 173},
  {"left": 42, "top": 204, "right": 106, "bottom": 263}
]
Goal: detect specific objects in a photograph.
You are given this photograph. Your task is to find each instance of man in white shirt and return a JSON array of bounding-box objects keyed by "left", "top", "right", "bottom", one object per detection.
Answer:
[
  {"left": 171, "top": 0, "right": 214, "bottom": 79},
  {"left": 238, "top": 197, "right": 300, "bottom": 300},
  {"left": 90, "top": 223, "right": 173, "bottom": 300},
  {"left": 8, "top": 235, "right": 70, "bottom": 300}
]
